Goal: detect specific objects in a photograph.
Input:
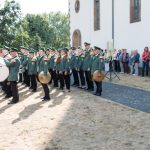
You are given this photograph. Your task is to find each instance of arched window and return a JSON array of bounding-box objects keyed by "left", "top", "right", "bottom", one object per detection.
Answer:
[
  {"left": 94, "top": 0, "right": 100, "bottom": 31},
  {"left": 130, "top": 0, "right": 141, "bottom": 23},
  {"left": 72, "top": 29, "right": 81, "bottom": 48}
]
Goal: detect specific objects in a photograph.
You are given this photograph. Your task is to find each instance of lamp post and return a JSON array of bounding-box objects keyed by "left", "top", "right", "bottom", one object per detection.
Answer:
[{"left": 112, "top": 0, "right": 114, "bottom": 49}]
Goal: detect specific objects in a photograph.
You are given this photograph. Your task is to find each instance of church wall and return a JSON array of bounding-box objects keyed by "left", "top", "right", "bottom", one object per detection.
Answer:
[
  {"left": 114, "top": 0, "right": 150, "bottom": 54},
  {"left": 69, "top": 0, "right": 150, "bottom": 54}
]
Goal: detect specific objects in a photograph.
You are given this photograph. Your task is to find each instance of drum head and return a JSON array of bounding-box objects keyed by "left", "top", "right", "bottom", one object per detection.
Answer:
[{"left": 0, "top": 64, "right": 9, "bottom": 82}]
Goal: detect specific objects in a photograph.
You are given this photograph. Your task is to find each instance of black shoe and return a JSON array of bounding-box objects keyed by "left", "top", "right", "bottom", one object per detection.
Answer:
[
  {"left": 54, "top": 85, "right": 58, "bottom": 87},
  {"left": 42, "top": 97, "right": 50, "bottom": 101},
  {"left": 4, "top": 95, "right": 12, "bottom": 99},
  {"left": 32, "top": 89, "right": 37, "bottom": 92},
  {"left": 59, "top": 87, "right": 64, "bottom": 90},
  {"left": 96, "top": 93, "right": 101, "bottom": 96},
  {"left": 8, "top": 101, "right": 18, "bottom": 104}
]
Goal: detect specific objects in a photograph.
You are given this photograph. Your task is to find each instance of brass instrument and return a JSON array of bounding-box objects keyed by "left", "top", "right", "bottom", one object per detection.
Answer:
[
  {"left": 92, "top": 70, "right": 105, "bottom": 82},
  {"left": 38, "top": 71, "right": 51, "bottom": 84}
]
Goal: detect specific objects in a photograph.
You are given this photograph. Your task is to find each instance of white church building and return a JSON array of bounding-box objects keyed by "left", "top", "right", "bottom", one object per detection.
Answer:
[{"left": 69, "top": 0, "right": 150, "bottom": 53}]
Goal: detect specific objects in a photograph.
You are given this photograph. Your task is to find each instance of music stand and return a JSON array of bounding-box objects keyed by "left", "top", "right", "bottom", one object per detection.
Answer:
[{"left": 105, "top": 59, "right": 120, "bottom": 81}]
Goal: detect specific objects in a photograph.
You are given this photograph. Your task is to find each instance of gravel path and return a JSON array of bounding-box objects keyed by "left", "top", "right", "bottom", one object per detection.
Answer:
[{"left": 0, "top": 75, "right": 150, "bottom": 150}]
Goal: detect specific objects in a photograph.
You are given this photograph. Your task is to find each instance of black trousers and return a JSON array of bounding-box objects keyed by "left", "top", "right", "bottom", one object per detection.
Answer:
[
  {"left": 85, "top": 71, "right": 94, "bottom": 90},
  {"left": 29, "top": 75, "right": 37, "bottom": 90},
  {"left": 2, "top": 80, "right": 12, "bottom": 96},
  {"left": 95, "top": 81, "right": 102, "bottom": 94},
  {"left": 19, "top": 73, "right": 23, "bottom": 82},
  {"left": 49, "top": 69, "right": 58, "bottom": 86},
  {"left": 63, "top": 72, "right": 70, "bottom": 90},
  {"left": 59, "top": 73, "right": 64, "bottom": 89},
  {"left": 10, "top": 81, "right": 19, "bottom": 102},
  {"left": 142, "top": 61, "right": 149, "bottom": 76},
  {"left": 23, "top": 70, "right": 30, "bottom": 86},
  {"left": 116, "top": 60, "right": 121, "bottom": 72},
  {"left": 59, "top": 72, "right": 70, "bottom": 90},
  {"left": 72, "top": 69, "right": 79, "bottom": 85},
  {"left": 41, "top": 83, "right": 50, "bottom": 99},
  {"left": 78, "top": 70, "right": 85, "bottom": 86}
]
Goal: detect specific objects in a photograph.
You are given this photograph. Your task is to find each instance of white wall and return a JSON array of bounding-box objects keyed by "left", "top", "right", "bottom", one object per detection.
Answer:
[
  {"left": 69, "top": 0, "right": 92, "bottom": 47},
  {"left": 90, "top": 0, "right": 112, "bottom": 49},
  {"left": 114, "top": 0, "right": 150, "bottom": 54},
  {"left": 69, "top": 0, "right": 112, "bottom": 49},
  {"left": 69, "top": 0, "right": 150, "bottom": 53}
]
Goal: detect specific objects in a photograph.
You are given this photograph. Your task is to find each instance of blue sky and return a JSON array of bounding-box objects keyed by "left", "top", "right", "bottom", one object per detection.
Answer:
[{"left": 1, "top": 0, "right": 68, "bottom": 14}]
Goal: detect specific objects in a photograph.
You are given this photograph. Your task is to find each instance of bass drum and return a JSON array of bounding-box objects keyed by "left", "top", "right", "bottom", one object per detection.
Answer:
[{"left": 0, "top": 57, "right": 9, "bottom": 82}]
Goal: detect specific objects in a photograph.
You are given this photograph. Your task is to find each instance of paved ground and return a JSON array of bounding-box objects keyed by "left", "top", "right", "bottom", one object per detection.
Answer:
[
  {"left": 0, "top": 75, "right": 150, "bottom": 150},
  {"left": 103, "top": 82, "right": 150, "bottom": 113}
]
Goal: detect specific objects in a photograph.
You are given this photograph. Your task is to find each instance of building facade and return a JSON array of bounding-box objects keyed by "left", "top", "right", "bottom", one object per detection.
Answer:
[{"left": 69, "top": 0, "right": 150, "bottom": 53}]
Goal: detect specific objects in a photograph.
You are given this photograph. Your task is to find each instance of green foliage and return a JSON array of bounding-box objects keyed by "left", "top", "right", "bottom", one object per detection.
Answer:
[
  {"left": 0, "top": 0, "right": 21, "bottom": 46},
  {"left": 0, "top": 1, "right": 69, "bottom": 49},
  {"left": 30, "top": 33, "right": 42, "bottom": 51}
]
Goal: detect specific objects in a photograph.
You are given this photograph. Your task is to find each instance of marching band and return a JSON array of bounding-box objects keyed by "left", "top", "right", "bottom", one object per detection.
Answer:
[{"left": 0, "top": 42, "right": 104, "bottom": 104}]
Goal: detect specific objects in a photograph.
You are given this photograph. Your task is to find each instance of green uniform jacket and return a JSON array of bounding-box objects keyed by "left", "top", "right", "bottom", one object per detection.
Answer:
[
  {"left": 60, "top": 57, "right": 70, "bottom": 72},
  {"left": 4, "top": 56, "right": 20, "bottom": 81},
  {"left": 55, "top": 59, "right": 61, "bottom": 71},
  {"left": 76, "top": 55, "right": 84, "bottom": 70},
  {"left": 48, "top": 56, "right": 55, "bottom": 69},
  {"left": 28, "top": 58, "right": 37, "bottom": 75},
  {"left": 91, "top": 54, "right": 102, "bottom": 74},
  {"left": 83, "top": 51, "right": 92, "bottom": 71},
  {"left": 38, "top": 55, "right": 48, "bottom": 75},
  {"left": 70, "top": 55, "right": 76, "bottom": 69},
  {"left": 22, "top": 54, "right": 29, "bottom": 70}
]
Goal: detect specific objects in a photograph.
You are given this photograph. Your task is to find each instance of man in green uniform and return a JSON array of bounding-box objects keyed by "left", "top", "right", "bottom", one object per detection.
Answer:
[
  {"left": 38, "top": 48, "right": 50, "bottom": 101},
  {"left": 76, "top": 47, "right": 86, "bottom": 89},
  {"left": 83, "top": 42, "right": 94, "bottom": 91},
  {"left": 59, "top": 48, "right": 71, "bottom": 92},
  {"left": 48, "top": 48, "right": 58, "bottom": 87},
  {"left": 4, "top": 48, "right": 20, "bottom": 104},
  {"left": 91, "top": 46, "right": 103, "bottom": 96},
  {"left": 22, "top": 47, "right": 30, "bottom": 87},
  {"left": 28, "top": 49, "right": 37, "bottom": 92},
  {"left": 70, "top": 47, "right": 79, "bottom": 86}
]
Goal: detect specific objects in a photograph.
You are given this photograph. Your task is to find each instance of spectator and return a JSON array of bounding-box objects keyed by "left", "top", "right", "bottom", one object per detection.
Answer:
[
  {"left": 116, "top": 50, "right": 121, "bottom": 72},
  {"left": 133, "top": 50, "right": 140, "bottom": 76},
  {"left": 122, "top": 49, "right": 129, "bottom": 74},
  {"left": 129, "top": 50, "right": 135, "bottom": 74},
  {"left": 112, "top": 49, "right": 118, "bottom": 72},
  {"left": 142, "top": 47, "right": 150, "bottom": 77}
]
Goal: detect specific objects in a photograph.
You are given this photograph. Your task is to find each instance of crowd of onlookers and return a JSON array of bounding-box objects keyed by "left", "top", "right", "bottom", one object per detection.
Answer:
[{"left": 104, "top": 47, "right": 150, "bottom": 77}]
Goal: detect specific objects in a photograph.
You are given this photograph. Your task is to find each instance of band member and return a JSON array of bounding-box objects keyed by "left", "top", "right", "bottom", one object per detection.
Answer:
[
  {"left": 76, "top": 47, "right": 86, "bottom": 89},
  {"left": 4, "top": 48, "right": 20, "bottom": 104},
  {"left": 91, "top": 46, "right": 103, "bottom": 96},
  {"left": 22, "top": 47, "right": 30, "bottom": 87},
  {"left": 83, "top": 42, "right": 94, "bottom": 91},
  {"left": 48, "top": 48, "right": 58, "bottom": 87},
  {"left": 70, "top": 47, "right": 79, "bottom": 86},
  {"left": 59, "top": 48, "right": 71, "bottom": 92},
  {"left": 54, "top": 49, "right": 61, "bottom": 88},
  {"left": 38, "top": 48, "right": 50, "bottom": 101},
  {"left": 28, "top": 49, "right": 37, "bottom": 92}
]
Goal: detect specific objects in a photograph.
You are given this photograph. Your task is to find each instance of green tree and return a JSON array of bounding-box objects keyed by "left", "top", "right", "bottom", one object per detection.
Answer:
[
  {"left": 30, "top": 33, "right": 42, "bottom": 52},
  {"left": 48, "top": 12, "right": 70, "bottom": 49},
  {"left": 0, "top": 0, "right": 21, "bottom": 46}
]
